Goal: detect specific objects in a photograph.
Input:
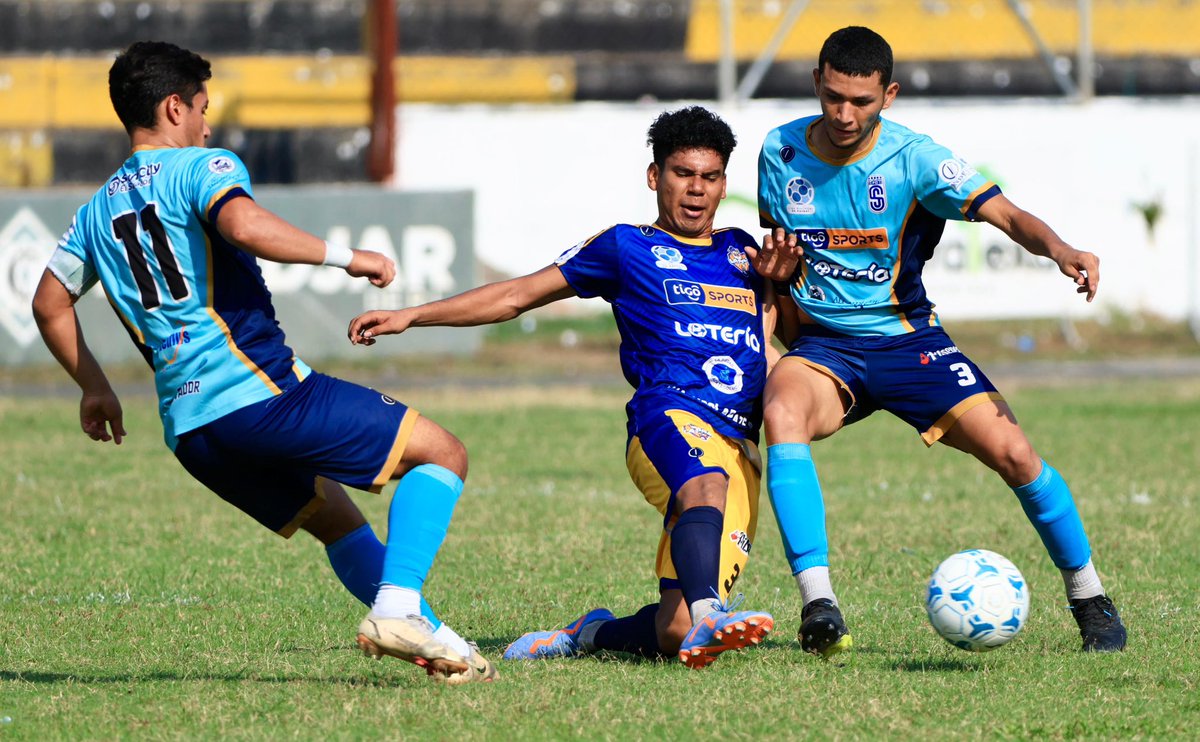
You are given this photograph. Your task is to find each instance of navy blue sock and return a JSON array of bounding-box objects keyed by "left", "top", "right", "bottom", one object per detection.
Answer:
[
  {"left": 593, "top": 603, "right": 663, "bottom": 659},
  {"left": 669, "top": 505, "right": 724, "bottom": 609}
]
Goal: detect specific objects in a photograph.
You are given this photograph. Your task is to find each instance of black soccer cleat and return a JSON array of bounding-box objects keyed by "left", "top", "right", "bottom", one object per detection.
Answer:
[
  {"left": 798, "top": 598, "right": 853, "bottom": 659},
  {"left": 1069, "top": 594, "right": 1127, "bottom": 652}
]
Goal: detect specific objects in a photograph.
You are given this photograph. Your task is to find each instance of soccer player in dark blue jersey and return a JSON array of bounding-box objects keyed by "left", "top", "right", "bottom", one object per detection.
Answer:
[
  {"left": 757, "top": 26, "right": 1126, "bottom": 656},
  {"left": 350, "top": 106, "right": 799, "bottom": 668},
  {"left": 32, "top": 41, "right": 496, "bottom": 683}
]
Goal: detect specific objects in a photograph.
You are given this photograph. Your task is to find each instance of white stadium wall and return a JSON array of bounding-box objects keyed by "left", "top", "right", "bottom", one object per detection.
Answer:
[{"left": 397, "top": 98, "right": 1200, "bottom": 322}]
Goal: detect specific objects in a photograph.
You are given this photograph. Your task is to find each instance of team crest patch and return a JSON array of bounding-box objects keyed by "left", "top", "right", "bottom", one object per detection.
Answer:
[
  {"left": 652, "top": 245, "right": 687, "bottom": 270},
  {"left": 703, "top": 355, "right": 744, "bottom": 394},
  {"left": 208, "top": 156, "right": 235, "bottom": 174},
  {"left": 681, "top": 423, "right": 713, "bottom": 442},
  {"left": 726, "top": 246, "right": 750, "bottom": 273},
  {"left": 786, "top": 176, "right": 815, "bottom": 215},
  {"left": 867, "top": 174, "right": 887, "bottom": 213}
]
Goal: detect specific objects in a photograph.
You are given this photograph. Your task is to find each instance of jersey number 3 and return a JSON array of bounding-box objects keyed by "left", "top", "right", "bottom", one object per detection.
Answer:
[
  {"left": 112, "top": 203, "right": 190, "bottom": 310},
  {"left": 949, "top": 362, "right": 977, "bottom": 387}
]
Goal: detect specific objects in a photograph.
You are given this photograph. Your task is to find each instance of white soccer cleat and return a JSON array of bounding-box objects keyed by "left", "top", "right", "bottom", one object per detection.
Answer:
[
  {"left": 356, "top": 612, "right": 469, "bottom": 677},
  {"left": 432, "top": 642, "right": 499, "bottom": 685}
]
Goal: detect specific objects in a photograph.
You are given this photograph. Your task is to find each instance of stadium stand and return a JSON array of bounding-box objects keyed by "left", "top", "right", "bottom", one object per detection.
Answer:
[{"left": 3, "top": 0, "right": 1199, "bottom": 186}]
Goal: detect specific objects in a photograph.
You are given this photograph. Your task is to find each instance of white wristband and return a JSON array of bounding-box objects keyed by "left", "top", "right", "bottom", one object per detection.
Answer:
[{"left": 322, "top": 241, "right": 354, "bottom": 268}]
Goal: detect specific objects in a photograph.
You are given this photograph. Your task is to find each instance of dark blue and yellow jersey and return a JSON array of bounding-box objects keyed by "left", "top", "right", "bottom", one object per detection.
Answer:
[{"left": 554, "top": 223, "right": 767, "bottom": 441}]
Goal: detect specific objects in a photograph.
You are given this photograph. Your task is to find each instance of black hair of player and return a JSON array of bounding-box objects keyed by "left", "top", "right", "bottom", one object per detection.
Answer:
[
  {"left": 818, "top": 26, "right": 893, "bottom": 86},
  {"left": 646, "top": 106, "right": 737, "bottom": 169},
  {"left": 109, "top": 41, "right": 212, "bottom": 134}
]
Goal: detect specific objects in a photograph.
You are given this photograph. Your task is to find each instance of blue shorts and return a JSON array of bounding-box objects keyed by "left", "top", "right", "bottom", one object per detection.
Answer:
[
  {"left": 786, "top": 325, "right": 1004, "bottom": 446},
  {"left": 173, "top": 372, "right": 419, "bottom": 537},
  {"left": 625, "top": 404, "right": 762, "bottom": 600}
]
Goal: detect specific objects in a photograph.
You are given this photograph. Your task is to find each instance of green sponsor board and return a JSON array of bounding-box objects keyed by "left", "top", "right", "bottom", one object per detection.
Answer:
[{"left": 0, "top": 187, "right": 478, "bottom": 366}]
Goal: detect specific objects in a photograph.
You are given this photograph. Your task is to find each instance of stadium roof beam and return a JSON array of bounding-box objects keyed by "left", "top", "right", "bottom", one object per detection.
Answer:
[
  {"left": 734, "top": 0, "right": 812, "bottom": 105},
  {"left": 1003, "top": 0, "right": 1080, "bottom": 99},
  {"left": 728, "top": 0, "right": 1096, "bottom": 104}
]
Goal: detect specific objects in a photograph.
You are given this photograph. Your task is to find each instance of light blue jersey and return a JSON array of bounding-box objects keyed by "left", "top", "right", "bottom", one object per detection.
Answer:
[
  {"left": 758, "top": 116, "right": 1000, "bottom": 336},
  {"left": 48, "top": 146, "right": 310, "bottom": 448}
]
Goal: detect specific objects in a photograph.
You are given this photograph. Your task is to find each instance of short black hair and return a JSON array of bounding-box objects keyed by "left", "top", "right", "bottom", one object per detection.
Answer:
[
  {"left": 109, "top": 41, "right": 212, "bottom": 134},
  {"left": 818, "top": 26, "right": 893, "bottom": 85},
  {"left": 646, "top": 106, "right": 737, "bottom": 168}
]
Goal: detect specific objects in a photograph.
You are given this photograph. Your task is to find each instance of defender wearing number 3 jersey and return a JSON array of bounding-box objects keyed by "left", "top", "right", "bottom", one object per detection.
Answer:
[
  {"left": 757, "top": 26, "right": 1126, "bottom": 658},
  {"left": 33, "top": 41, "right": 499, "bottom": 684}
]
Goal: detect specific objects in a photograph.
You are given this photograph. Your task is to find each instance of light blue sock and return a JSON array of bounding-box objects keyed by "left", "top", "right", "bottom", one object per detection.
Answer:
[
  {"left": 767, "top": 443, "right": 829, "bottom": 574},
  {"left": 380, "top": 463, "right": 464, "bottom": 595},
  {"left": 1011, "top": 460, "right": 1091, "bottom": 570},
  {"left": 325, "top": 523, "right": 384, "bottom": 607},
  {"left": 325, "top": 522, "right": 441, "bottom": 627}
]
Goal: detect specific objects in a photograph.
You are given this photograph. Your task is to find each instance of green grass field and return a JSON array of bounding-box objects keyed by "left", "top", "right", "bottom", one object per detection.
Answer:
[{"left": 2, "top": 368, "right": 1199, "bottom": 739}]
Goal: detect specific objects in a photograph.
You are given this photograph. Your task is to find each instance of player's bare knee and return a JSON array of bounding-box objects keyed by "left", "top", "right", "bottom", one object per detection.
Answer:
[
  {"left": 675, "top": 473, "right": 728, "bottom": 513},
  {"left": 992, "top": 438, "right": 1040, "bottom": 486},
  {"left": 399, "top": 418, "right": 469, "bottom": 480}
]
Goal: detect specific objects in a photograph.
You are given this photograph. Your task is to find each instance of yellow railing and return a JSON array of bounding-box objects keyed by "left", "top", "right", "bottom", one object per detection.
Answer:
[
  {"left": 0, "top": 54, "right": 577, "bottom": 129},
  {"left": 686, "top": 0, "right": 1200, "bottom": 62}
]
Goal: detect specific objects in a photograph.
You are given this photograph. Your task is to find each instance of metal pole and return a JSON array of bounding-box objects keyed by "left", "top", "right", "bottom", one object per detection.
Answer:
[
  {"left": 717, "top": 0, "right": 736, "bottom": 106},
  {"left": 1190, "top": 142, "right": 1200, "bottom": 343},
  {"left": 736, "top": 0, "right": 811, "bottom": 103},
  {"left": 1004, "top": 0, "right": 1078, "bottom": 98},
  {"left": 1077, "top": 0, "right": 1094, "bottom": 101},
  {"left": 367, "top": 0, "right": 396, "bottom": 183}
]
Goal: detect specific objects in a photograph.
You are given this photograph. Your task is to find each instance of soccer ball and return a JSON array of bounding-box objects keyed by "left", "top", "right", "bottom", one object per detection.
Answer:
[{"left": 925, "top": 549, "right": 1030, "bottom": 652}]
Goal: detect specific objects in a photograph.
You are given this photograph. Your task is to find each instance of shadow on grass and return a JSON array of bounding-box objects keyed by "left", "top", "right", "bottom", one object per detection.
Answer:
[
  {"left": 888, "top": 657, "right": 982, "bottom": 673},
  {"left": 0, "top": 669, "right": 448, "bottom": 687}
]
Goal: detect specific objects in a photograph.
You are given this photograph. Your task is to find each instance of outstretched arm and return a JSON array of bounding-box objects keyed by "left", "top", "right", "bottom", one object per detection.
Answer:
[
  {"left": 214, "top": 196, "right": 396, "bottom": 288},
  {"left": 349, "top": 264, "right": 577, "bottom": 346},
  {"left": 976, "top": 193, "right": 1100, "bottom": 302},
  {"left": 31, "top": 270, "right": 126, "bottom": 444}
]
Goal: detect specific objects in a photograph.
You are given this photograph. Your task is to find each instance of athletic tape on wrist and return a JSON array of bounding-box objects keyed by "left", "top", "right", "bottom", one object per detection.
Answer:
[{"left": 322, "top": 241, "right": 354, "bottom": 268}]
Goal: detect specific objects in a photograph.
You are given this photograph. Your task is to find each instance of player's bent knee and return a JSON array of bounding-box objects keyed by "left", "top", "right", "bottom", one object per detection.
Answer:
[{"left": 396, "top": 417, "right": 469, "bottom": 481}]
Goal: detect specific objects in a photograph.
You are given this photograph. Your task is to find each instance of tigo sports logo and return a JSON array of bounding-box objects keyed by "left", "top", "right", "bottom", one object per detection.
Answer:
[
  {"left": 798, "top": 228, "right": 889, "bottom": 250},
  {"left": 919, "top": 345, "right": 961, "bottom": 364},
  {"left": 663, "top": 279, "right": 756, "bottom": 315}
]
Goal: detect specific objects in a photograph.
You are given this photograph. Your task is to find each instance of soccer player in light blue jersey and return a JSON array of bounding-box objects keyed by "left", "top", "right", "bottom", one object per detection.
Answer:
[
  {"left": 31, "top": 41, "right": 497, "bottom": 683},
  {"left": 350, "top": 107, "right": 799, "bottom": 668},
  {"left": 757, "top": 26, "right": 1126, "bottom": 656}
]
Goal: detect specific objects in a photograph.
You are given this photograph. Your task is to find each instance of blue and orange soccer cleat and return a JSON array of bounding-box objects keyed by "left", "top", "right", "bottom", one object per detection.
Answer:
[
  {"left": 678, "top": 598, "right": 774, "bottom": 670},
  {"left": 503, "top": 608, "right": 616, "bottom": 660}
]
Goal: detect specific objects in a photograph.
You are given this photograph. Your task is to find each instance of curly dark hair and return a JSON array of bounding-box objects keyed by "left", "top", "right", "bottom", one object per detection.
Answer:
[
  {"left": 818, "top": 26, "right": 893, "bottom": 85},
  {"left": 109, "top": 41, "right": 212, "bottom": 134},
  {"left": 646, "top": 106, "right": 737, "bottom": 168}
]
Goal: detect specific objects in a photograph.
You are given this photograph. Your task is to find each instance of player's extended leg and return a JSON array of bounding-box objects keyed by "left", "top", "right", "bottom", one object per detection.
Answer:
[
  {"left": 762, "top": 357, "right": 853, "bottom": 658},
  {"left": 300, "top": 478, "right": 450, "bottom": 642},
  {"left": 356, "top": 415, "right": 498, "bottom": 682},
  {"left": 672, "top": 473, "right": 773, "bottom": 669},
  {"left": 940, "top": 401, "right": 1127, "bottom": 652}
]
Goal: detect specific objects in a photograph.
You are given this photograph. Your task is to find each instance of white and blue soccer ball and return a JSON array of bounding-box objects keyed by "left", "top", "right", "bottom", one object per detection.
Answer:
[{"left": 926, "top": 549, "right": 1030, "bottom": 652}]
